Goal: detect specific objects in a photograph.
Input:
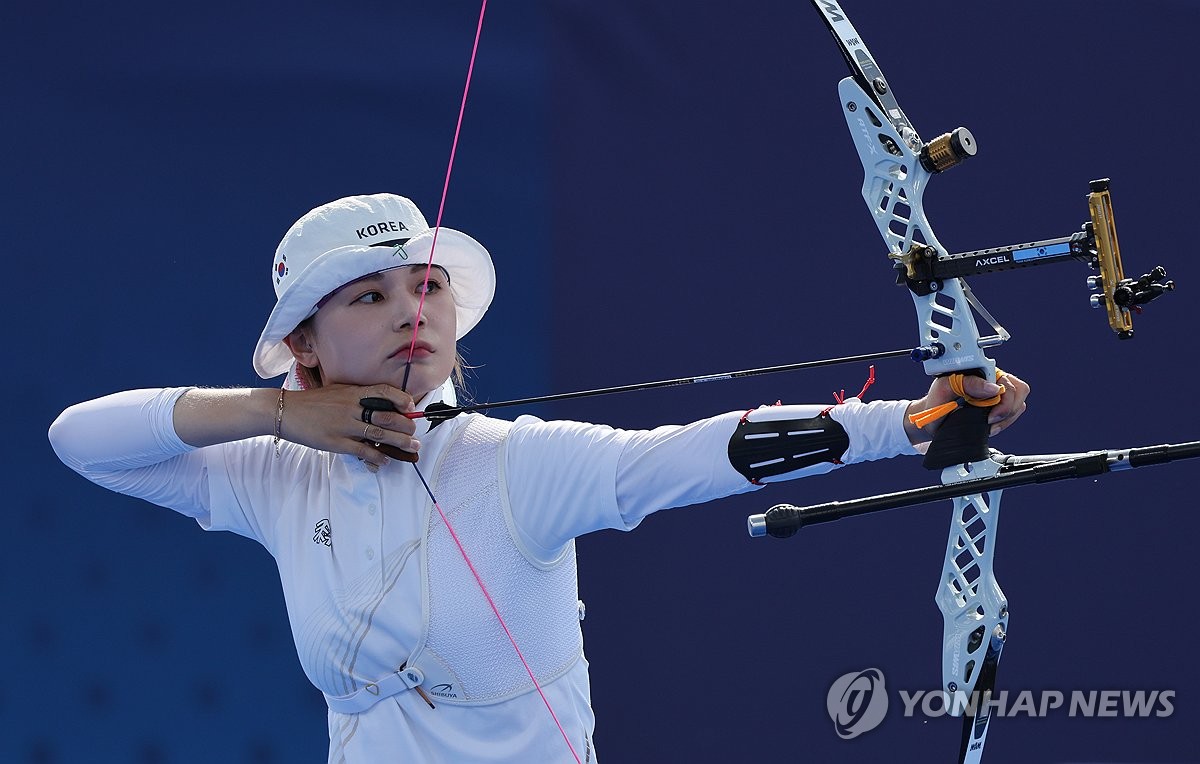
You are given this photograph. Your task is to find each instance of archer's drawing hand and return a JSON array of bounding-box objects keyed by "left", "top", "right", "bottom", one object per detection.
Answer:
[{"left": 281, "top": 384, "right": 418, "bottom": 468}]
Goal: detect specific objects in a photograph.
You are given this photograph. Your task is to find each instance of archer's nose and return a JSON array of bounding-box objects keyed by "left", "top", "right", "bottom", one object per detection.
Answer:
[{"left": 392, "top": 292, "right": 426, "bottom": 331}]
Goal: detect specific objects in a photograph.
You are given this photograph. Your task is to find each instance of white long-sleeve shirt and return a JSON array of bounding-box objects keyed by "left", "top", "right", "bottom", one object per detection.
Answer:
[{"left": 48, "top": 388, "right": 917, "bottom": 763}]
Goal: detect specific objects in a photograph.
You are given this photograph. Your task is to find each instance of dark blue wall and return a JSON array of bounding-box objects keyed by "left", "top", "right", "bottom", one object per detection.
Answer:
[{"left": 8, "top": 1, "right": 1197, "bottom": 762}]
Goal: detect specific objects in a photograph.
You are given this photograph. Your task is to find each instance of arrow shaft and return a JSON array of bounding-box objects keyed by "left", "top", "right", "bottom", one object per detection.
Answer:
[{"left": 407, "top": 347, "right": 914, "bottom": 420}]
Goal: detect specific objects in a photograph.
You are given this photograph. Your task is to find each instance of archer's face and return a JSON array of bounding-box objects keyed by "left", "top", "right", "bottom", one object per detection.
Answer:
[{"left": 301, "top": 265, "right": 457, "bottom": 403}]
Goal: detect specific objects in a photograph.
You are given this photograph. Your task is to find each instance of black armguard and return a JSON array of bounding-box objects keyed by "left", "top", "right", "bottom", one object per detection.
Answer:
[{"left": 727, "top": 410, "right": 850, "bottom": 484}]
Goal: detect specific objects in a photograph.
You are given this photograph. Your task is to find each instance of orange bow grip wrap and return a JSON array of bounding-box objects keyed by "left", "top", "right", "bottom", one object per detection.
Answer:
[{"left": 916, "top": 370, "right": 1003, "bottom": 470}]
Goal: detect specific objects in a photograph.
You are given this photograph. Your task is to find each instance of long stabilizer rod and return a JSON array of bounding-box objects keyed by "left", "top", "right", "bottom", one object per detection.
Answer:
[{"left": 748, "top": 440, "right": 1200, "bottom": 539}]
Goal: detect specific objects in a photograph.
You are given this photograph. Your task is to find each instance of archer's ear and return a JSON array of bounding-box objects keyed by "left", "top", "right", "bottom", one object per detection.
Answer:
[{"left": 283, "top": 325, "right": 320, "bottom": 368}]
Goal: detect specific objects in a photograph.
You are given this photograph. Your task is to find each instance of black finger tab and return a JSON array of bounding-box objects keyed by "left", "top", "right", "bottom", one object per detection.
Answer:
[{"left": 360, "top": 397, "right": 398, "bottom": 413}]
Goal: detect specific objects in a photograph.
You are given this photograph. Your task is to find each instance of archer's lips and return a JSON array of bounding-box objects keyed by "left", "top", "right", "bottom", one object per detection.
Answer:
[{"left": 389, "top": 341, "right": 434, "bottom": 361}]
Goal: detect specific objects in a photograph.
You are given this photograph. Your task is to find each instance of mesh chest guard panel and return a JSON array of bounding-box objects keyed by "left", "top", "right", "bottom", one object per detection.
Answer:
[{"left": 422, "top": 416, "right": 583, "bottom": 703}]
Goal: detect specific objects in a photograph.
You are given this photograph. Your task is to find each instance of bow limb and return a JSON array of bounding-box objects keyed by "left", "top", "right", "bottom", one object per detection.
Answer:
[{"left": 812, "top": 2, "right": 1007, "bottom": 760}]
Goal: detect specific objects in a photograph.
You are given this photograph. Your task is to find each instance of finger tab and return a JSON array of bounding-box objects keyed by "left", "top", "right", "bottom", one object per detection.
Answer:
[{"left": 376, "top": 443, "right": 419, "bottom": 463}]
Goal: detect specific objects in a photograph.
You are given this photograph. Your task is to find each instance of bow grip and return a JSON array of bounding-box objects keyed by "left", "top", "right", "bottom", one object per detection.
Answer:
[{"left": 922, "top": 370, "right": 993, "bottom": 470}]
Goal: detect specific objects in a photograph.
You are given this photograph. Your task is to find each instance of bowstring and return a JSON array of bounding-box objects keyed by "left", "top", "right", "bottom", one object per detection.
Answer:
[{"left": 401, "top": 3, "right": 583, "bottom": 761}]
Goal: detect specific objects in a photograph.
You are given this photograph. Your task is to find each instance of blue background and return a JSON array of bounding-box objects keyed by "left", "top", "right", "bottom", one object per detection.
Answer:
[{"left": 7, "top": 0, "right": 1198, "bottom": 761}]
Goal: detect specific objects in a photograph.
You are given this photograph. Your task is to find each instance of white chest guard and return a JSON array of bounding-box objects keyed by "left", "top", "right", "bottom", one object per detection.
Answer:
[{"left": 324, "top": 415, "right": 584, "bottom": 713}]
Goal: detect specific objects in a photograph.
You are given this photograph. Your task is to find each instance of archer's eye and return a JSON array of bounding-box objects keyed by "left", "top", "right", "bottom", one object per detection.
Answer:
[
  {"left": 417, "top": 279, "right": 444, "bottom": 295},
  {"left": 353, "top": 290, "right": 385, "bottom": 304}
]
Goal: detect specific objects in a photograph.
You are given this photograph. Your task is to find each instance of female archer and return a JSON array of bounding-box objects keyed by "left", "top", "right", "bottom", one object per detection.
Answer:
[{"left": 49, "top": 193, "right": 1028, "bottom": 762}]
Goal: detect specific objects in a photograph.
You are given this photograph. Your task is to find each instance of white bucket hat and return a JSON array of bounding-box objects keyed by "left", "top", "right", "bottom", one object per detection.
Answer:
[{"left": 252, "top": 193, "right": 495, "bottom": 379}]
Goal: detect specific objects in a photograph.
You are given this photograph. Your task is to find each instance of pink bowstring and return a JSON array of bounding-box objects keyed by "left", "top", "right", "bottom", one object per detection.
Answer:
[
  {"left": 403, "top": 0, "right": 487, "bottom": 386},
  {"left": 411, "top": 465, "right": 582, "bottom": 764},
  {"left": 401, "top": 2, "right": 583, "bottom": 762}
]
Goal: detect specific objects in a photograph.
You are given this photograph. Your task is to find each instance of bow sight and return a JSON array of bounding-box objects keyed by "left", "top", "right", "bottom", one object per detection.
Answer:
[
  {"left": 813, "top": 0, "right": 1173, "bottom": 344},
  {"left": 890, "top": 178, "right": 1175, "bottom": 340}
]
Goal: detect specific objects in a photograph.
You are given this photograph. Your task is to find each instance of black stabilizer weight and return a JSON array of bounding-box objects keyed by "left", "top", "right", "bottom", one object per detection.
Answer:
[
  {"left": 923, "top": 386, "right": 993, "bottom": 470},
  {"left": 764, "top": 504, "right": 804, "bottom": 539}
]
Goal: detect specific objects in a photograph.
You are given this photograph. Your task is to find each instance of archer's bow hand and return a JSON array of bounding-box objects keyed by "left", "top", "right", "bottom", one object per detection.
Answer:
[{"left": 904, "top": 371, "right": 1030, "bottom": 445}]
